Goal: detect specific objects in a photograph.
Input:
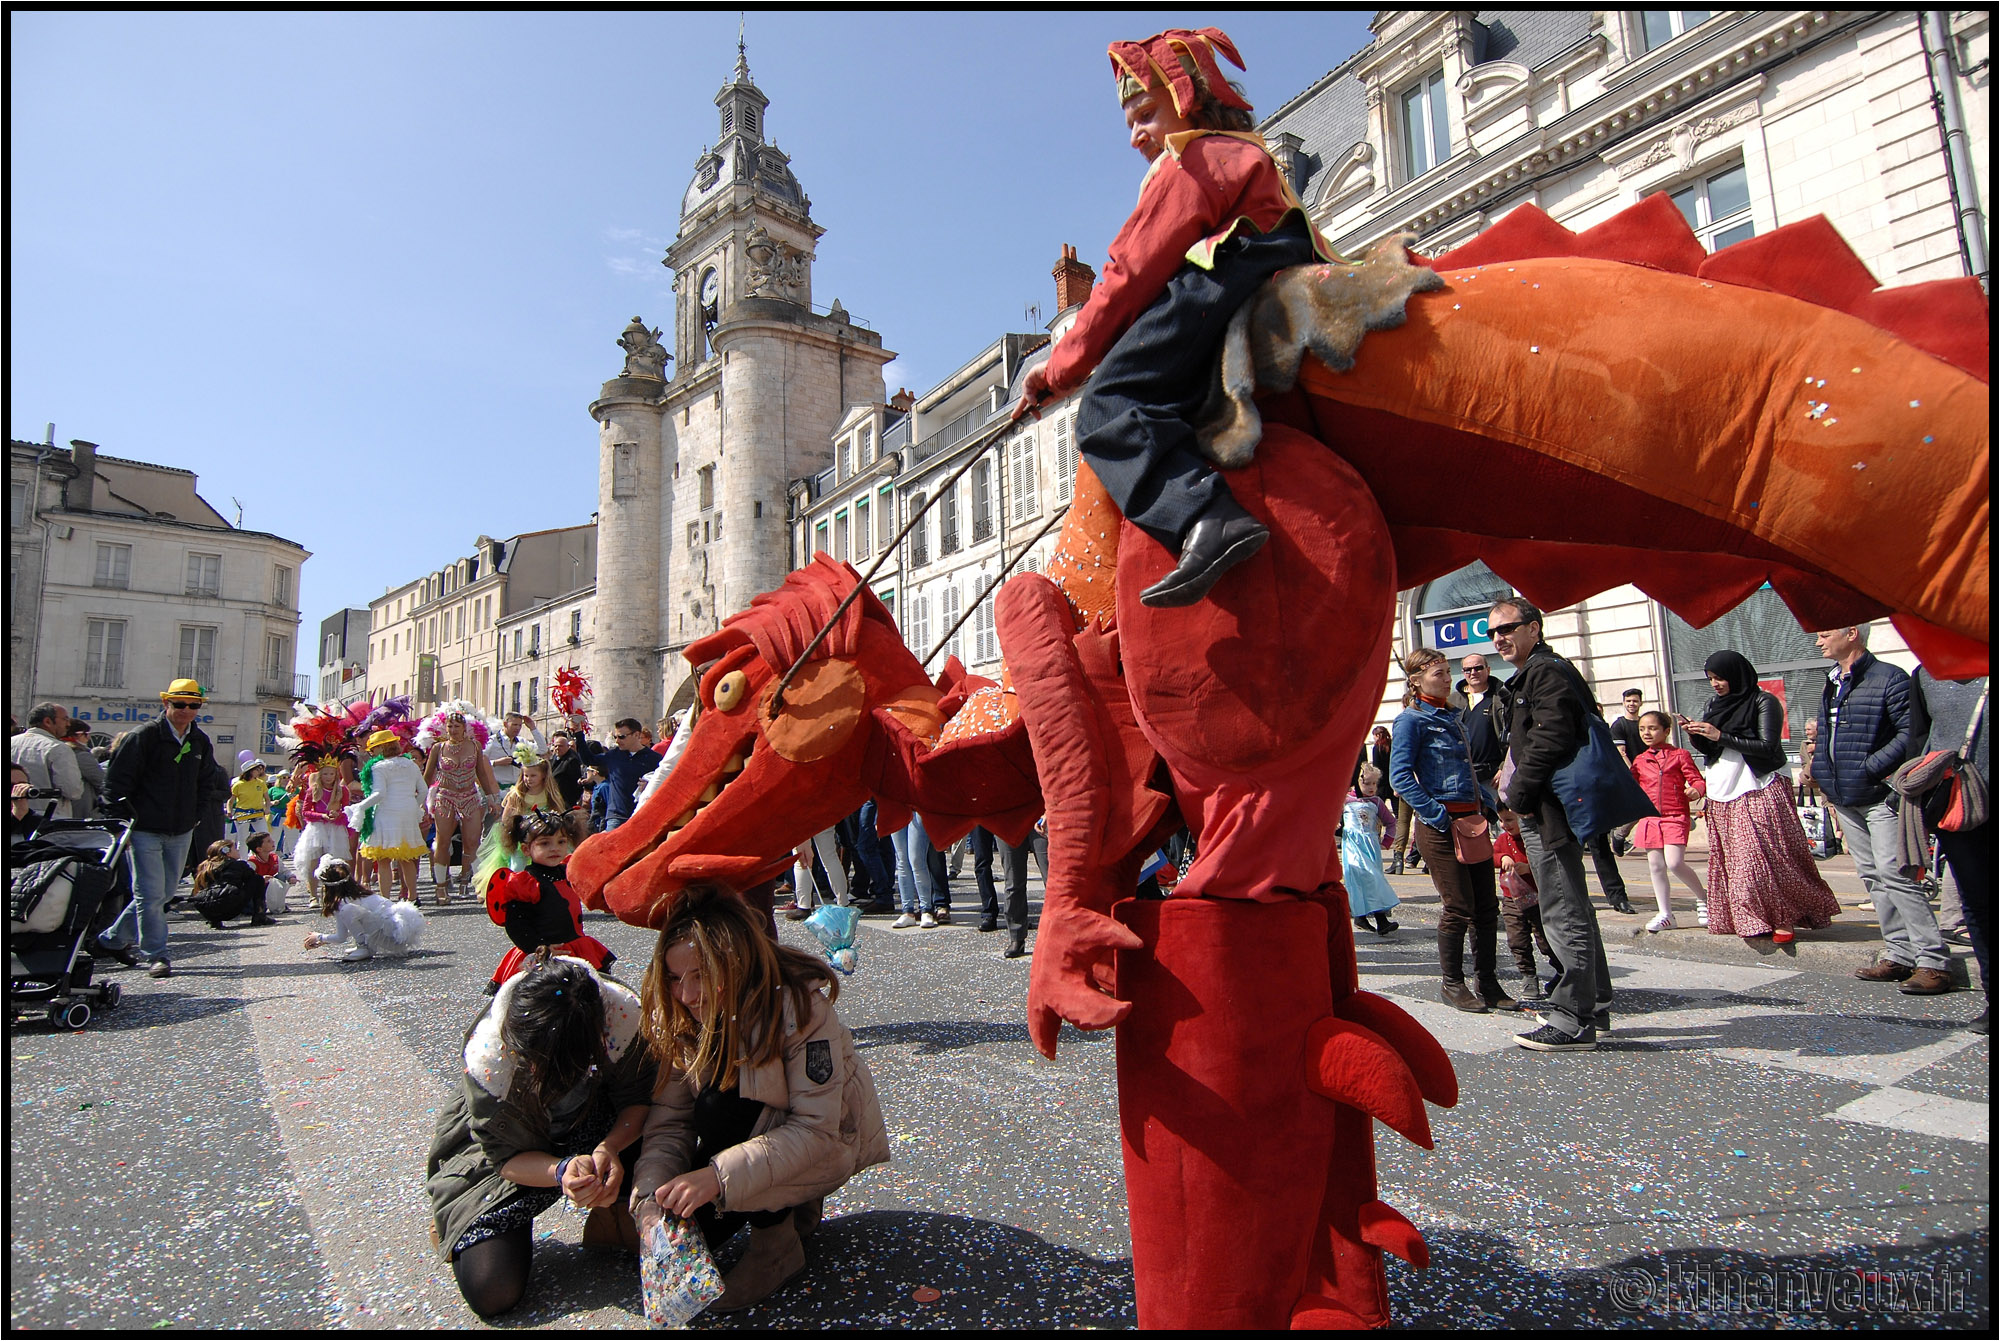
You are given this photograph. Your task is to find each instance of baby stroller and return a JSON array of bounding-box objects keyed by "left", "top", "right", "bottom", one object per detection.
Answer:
[{"left": 8, "top": 817, "right": 134, "bottom": 1029}]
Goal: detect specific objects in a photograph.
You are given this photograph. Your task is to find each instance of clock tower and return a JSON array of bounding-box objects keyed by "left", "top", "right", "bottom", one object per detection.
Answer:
[{"left": 589, "top": 38, "right": 894, "bottom": 724}]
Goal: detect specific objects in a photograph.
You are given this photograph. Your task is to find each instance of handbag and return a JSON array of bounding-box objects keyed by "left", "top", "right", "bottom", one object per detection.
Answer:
[
  {"left": 1450, "top": 813, "right": 1494, "bottom": 865},
  {"left": 1550, "top": 711, "right": 1659, "bottom": 844}
]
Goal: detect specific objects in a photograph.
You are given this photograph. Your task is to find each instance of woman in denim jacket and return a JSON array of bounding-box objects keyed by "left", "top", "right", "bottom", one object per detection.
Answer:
[{"left": 1390, "top": 648, "right": 1514, "bottom": 1014}]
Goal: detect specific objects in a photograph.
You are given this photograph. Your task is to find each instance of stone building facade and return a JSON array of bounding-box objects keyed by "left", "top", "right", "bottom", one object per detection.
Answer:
[
  {"left": 591, "top": 43, "right": 895, "bottom": 724},
  {"left": 316, "top": 606, "right": 371, "bottom": 707},
  {"left": 8, "top": 437, "right": 309, "bottom": 763},
  {"left": 1256, "top": 8, "right": 1989, "bottom": 740},
  {"left": 358, "top": 523, "right": 595, "bottom": 719},
  {"left": 494, "top": 584, "right": 597, "bottom": 739}
]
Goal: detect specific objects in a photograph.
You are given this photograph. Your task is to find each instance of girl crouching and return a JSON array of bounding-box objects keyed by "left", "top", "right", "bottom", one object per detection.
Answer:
[
  {"left": 303, "top": 858, "right": 425, "bottom": 961},
  {"left": 426, "top": 952, "right": 656, "bottom": 1317},
  {"left": 633, "top": 885, "right": 889, "bottom": 1314}
]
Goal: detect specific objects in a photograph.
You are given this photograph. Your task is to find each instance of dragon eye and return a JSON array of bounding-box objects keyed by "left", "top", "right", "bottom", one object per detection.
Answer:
[{"left": 713, "top": 670, "right": 750, "bottom": 713}]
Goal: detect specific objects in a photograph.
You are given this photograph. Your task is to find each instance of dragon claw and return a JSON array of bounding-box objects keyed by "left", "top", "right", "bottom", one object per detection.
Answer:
[{"left": 1304, "top": 1015, "right": 1434, "bottom": 1150}]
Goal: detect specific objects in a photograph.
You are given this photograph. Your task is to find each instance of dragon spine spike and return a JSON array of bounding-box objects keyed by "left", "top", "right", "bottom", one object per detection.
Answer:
[
  {"left": 1303, "top": 1016, "right": 1435, "bottom": 1150},
  {"left": 1331, "top": 991, "right": 1461, "bottom": 1109},
  {"left": 1357, "top": 1199, "right": 1429, "bottom": 1268}
]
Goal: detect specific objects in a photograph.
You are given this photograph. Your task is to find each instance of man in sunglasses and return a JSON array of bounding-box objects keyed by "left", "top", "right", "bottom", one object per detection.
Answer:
[
  {"left": 1488, "top": 600, "right": 1615, "bottom": 1052},
  {"left": 96, "top": 678, "right": 223, "bottom": 979}
]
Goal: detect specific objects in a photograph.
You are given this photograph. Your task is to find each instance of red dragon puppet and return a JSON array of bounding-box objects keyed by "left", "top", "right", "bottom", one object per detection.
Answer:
[{"left": 570, "top": 199, "right": 1989, "bottom": 1329}]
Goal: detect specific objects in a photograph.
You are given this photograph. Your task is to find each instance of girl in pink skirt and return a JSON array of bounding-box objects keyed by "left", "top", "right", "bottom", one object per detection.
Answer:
[
  {"left": 1630, "top": 712, "right": 1707, "bottom": 933},
  {"left": 1684, "top": 650, "right": 1841, "bottom": 945}
]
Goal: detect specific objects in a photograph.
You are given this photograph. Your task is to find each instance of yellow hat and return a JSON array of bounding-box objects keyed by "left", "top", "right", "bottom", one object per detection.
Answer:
[
  {"left": 365, "top": 729, "right": 402, "bottom": 752},
  {"left": 160, "top": 678, "right": 206, "bottom": 704}
]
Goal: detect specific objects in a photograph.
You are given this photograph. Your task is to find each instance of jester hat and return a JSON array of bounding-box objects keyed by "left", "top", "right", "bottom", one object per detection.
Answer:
[{"left": 1109, "top": 27, "right": 1250, "bottom": 117}]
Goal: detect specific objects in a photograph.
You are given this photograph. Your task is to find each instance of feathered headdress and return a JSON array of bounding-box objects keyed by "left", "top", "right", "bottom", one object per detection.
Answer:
[
  {"left": 279, "top": 704, "right": 359, "bottom": 767},
  {"left": 1108, "top": 27, "right": 1250, "bottom": 117},
  {"left": 551, "top": 667, "right": 591, "bottom": 731},
  {"left": 414, "top": 699, "right": 494, "bottom": 751},
  {"left": 357, "top": 695, "right": 420, "bottom": 746}
]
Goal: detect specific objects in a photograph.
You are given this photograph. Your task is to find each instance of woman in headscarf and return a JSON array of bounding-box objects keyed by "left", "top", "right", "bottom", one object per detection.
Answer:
[{"left": 1682, "top": 651, "right": 1841, "bottom": 944}]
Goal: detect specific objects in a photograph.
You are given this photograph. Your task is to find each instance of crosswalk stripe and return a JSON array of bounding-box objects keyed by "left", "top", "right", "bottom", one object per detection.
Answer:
[{"left": 1828, "top": 1087, "right": 1990, "bottom": 1144}]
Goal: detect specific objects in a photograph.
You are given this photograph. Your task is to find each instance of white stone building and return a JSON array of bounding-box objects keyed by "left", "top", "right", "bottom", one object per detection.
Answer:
[
  {"left": 1257, "top": 8, "right": 1989, "bottom": 740},
  {"left": 591, "top": 42, "right": 895, "bottom": 723},
  {"left": 316, "top": 606, "right": 371, "bottom": 707},
  {"left": 494, "top": 585, "right": 597, "bottom": 739},
  {"left": 8, "top": 437, "right": 309, "bottom": 764},
  {"left": 357, "top": 524, "right": 595, "bottom": 718}
]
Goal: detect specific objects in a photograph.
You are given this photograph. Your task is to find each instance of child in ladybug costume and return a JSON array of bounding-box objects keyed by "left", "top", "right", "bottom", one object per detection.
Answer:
[{"left": 478, "top": 808, "right": 614, "bottom": 993}]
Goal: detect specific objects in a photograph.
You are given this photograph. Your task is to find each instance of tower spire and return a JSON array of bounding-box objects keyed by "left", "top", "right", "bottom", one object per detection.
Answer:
[{"left": 734, "top": 13, "right": 749, "bottom": 82}]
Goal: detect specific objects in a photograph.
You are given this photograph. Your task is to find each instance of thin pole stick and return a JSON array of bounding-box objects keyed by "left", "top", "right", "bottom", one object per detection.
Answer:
[
  {"left": 772, "top": 415, "right": 1020, "bottom": 709},
  {"left": 921, "top": 509, "right": 1064, "bottom": 670}
]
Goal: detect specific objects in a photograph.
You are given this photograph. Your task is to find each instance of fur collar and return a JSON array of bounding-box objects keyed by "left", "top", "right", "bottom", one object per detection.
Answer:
[{"left": 464, "top": 958, "right": 644, "bottom": 1099}]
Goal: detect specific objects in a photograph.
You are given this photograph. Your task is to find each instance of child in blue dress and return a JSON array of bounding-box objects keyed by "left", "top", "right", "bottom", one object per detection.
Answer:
[{"left": 1343, "top": 765, "right": 1399, "bottom": 936}]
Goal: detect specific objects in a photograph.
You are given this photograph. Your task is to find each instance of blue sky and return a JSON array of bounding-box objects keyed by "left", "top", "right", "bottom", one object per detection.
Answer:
[{"left": 10, "top": 10, "right": 1376, "bottom": 662}]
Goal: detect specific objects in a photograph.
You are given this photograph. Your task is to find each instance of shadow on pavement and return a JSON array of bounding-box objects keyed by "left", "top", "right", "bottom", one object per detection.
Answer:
[
  {"left": 1393, "top": 1226, "right": 1989, "bottom": 1328},
  {"left": 851, "top": 1019, "right": 1111, "bottom": 1056},
  {"left": 478, "top": 1210, "right": 1135, "bottom": 1331}
]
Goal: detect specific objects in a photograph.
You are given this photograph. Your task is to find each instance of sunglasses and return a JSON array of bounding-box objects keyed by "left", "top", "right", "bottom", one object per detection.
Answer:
[{"left": 1488, "top": 620, "right": 1535, "bottom": 637}]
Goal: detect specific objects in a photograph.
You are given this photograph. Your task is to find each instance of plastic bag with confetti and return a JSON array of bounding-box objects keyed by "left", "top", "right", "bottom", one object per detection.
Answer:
[
  {"left": 804, "top": 903, "right": 859, "bottom": 974},
  {"left": 640, "top": 1212, "right": 724, "bottom": 1327}
]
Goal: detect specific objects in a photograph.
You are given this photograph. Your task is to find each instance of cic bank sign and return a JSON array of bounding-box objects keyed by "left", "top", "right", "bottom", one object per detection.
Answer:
[{"left": 1425, "top": 612, "right": 1496, "bottom": 654}]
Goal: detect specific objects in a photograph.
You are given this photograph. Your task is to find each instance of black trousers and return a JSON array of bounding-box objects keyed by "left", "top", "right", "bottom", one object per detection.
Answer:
[
  {"left": 1938, "top": 821, "right": 1993, "bottom": 1005},
  {"left": 1075, "top": 219, "right": 1318, "bottom": 550},
  {"left": 692, "top": 1085, "right": 792, "bottom": 1236},
  {"left": 1587, "top": 833, "right": 1630, "bottom": 902},
  {"left": 970, "top": 826, "right": 1042, "bottom": 940}
]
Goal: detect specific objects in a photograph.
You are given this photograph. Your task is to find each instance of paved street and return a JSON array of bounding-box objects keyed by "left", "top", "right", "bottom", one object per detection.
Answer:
[{"left": 9, "top": 864, "right": 1989, "bottom": 1331}]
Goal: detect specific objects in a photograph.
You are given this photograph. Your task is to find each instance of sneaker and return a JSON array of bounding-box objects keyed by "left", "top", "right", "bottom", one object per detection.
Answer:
[
  {"left": 147, "top": 960, "right": 173, "bottom": 980},
  {"left": 890, "top": 913, "right": 919, "bottom": 929},
  {"left": 1640, "top": 913, "right": 1676, "bottom": 934},
  {"left": 1515, "top": 1022, "right": 1597, "bottom": 1051},
  {"left": 341, "top": 945, "right": 375, "bottom": 962},
  {"left": 1695, "top": 902, "right": 1709, "bottom": 927},
  {"left": 932, "top": 909, "right": 952, "bottom": 926},
  {"left": 919, "top": 911, "right": 939, "bottom": 929}
]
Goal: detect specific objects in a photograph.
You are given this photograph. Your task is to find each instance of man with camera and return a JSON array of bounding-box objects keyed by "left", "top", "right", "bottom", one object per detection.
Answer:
[{"left": 11, "top": 702, "right": 85, "bottom": 821}]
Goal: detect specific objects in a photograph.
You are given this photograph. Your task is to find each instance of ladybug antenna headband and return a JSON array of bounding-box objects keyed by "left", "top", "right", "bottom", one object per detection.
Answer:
[{"left": 1110, "top": 27, "right": 1250, "bottom": 117}]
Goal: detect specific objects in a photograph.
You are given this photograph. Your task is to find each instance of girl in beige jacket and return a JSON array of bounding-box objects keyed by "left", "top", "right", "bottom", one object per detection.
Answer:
[{"left": 633, "top": 884, "right": 889, "bottom": 1313}]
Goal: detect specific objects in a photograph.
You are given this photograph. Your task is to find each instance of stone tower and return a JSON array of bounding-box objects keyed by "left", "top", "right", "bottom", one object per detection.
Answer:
[{"left": 591, "top": 39, "right": 893, "bottom": 724}]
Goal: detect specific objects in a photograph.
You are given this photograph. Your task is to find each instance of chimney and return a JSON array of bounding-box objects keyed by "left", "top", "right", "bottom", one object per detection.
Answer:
[
  {"left": 1052, "top": 244, "right": 1097, "bottom": 315},
  {"left": 888, "top": 387, "right": 916, "bottom": 414},
  {"left": 65, "top": 440, "right": 98, "bottom": 511}
]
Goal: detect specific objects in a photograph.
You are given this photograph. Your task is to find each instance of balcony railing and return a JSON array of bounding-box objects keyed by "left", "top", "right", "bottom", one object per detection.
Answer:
[{"left": 256, "top": 673, "right": 314, "bottom": 700}]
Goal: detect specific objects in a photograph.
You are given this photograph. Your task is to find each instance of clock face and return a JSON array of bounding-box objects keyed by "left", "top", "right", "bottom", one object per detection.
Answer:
[{"left": 699, "top": 269, "right": 719, "bottom": 307}]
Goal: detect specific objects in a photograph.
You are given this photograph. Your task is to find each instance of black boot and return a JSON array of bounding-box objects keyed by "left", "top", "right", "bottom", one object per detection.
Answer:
[
  {"left": 1373, "top": 911, "right": 1399, "bottom": 935},
  {"left": 1139, "top": 498, "right": 1269, "bottom": 608},
  {"left": 1472, "top": 927, "right": 1517, "bottom": 1011}
]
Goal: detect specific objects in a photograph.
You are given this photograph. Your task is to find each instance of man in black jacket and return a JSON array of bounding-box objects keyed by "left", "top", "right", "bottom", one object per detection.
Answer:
[
  {"left": 95, "top": 678, "right": 223, "bottom": 979},
  {"left": 1490, "top": 599, "right": 1613, "bottom": 1052},
  {"left": 547, "top": 731, "right": 586, "bottom": 813}
]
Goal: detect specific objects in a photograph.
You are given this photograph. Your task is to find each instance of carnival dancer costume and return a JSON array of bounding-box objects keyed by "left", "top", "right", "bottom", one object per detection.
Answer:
[
  {"left": 346, "top": 729, "right": 430, "bottom": 862},
  {"left": 415, "top": 701, "right": 498, "bottom": 829},
  {"left": 310, "top": 856, "right": 427, "bottom": 961},
  {"left": 227, "top": 750, "right": 272, "bottom": 839}
]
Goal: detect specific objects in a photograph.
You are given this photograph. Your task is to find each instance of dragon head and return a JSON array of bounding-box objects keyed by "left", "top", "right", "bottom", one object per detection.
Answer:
[{"left": 569, "top": 556, "right": 950, "bottom": 928}]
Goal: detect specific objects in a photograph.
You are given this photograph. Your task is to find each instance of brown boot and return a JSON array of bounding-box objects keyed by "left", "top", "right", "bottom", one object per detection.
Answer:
[
  {"left": 793, "top": 1196, "right": 824, "bottom": 1241},
  {"left": 1441, "top": 980, "right": 1489, "bottom": 1013},
  {"left": 582, "top": 1200, "right": 640, "bottom": 1253},
  {"left": 1855, "top": 958, "right": 1914, "bottom": 982},
  {"left": 1476, "top": 978, "right": 1520, "bottom": 1012},
  {"left": 1899, "top": 967, "right": 1954, "bottom": 996},
  {"left": 712, "top": 1217, "right": 806, "bottom": 1312}
]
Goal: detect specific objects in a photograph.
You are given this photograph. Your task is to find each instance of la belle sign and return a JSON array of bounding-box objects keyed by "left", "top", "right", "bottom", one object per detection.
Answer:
[{"left": 67, "top": 699, "right": 218, "bottom": 726}]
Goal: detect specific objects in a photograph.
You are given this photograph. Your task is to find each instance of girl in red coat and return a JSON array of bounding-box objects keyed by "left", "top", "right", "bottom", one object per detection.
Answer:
[
  {"left": 1630, "top": 712, "right": 1709, "bottom": 934},
  {"left": 480, "top": 810, "right": 614, "bottom": 993},
  {"left": 1011, "top": 26, "right": 1338, "bottom": 608}
]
